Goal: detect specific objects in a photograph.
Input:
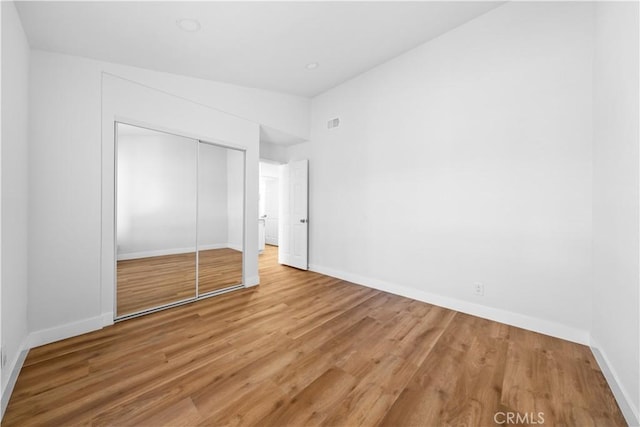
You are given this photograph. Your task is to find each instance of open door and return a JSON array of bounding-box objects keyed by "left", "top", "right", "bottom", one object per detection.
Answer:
[{"left": 279, "top": 159, "right": 308, "bottom": 270}]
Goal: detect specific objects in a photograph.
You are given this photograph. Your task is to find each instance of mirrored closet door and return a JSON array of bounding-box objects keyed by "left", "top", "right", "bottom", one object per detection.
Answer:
[
  {"left": 198, "top": 142, "right": 244, "bottom": 294},
  {"left": 115, "top": 123, "right": 244, "bottom": 319}
]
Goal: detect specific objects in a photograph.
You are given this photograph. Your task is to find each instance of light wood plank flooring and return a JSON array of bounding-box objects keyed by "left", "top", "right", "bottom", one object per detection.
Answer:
[
  {"left": 117, "top": 248, "right": 243, "bottom": 316},
  {"left": 4, "top": 245, "right": 626, "bottom": 426},
  {"left": 198, "top": 248, "right": 243, "bottom": 294}
]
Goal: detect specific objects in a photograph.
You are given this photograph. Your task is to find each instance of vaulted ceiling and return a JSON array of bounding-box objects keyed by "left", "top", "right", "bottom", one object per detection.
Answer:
[{"left": 15, "top": 1, "right": 503, "bottom": 97}]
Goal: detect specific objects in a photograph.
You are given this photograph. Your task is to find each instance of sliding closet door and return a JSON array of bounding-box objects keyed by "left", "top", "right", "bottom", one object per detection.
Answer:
[
  {"left": 198, "top": 142, "right": 244, "bottom": 294},
  {"left": 116, "top": 123, "right": 197, "bottom": 317}
]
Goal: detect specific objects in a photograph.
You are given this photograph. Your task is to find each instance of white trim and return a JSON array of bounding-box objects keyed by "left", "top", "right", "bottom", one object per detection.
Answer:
[
  {"left": 27, "top": 315, "right": 105, "bottom": 349},
  {"left": 101, "top": 312, "right": 114, "bottom": 327},
  {"left": 0, "top": 336, "right": 29, "bottom": 419},
  {"left": 590, "top": 337, "right": 640, "bottom": 427},
  {"left": 227, "top": 243, "right": 243, "bottom": 252},
  {"left": 116, "top": 243, "right": 228, "bottom": 261},
  {"left": 245, "top": 275, "right": 259, "bottom": 287},
  {"left": 309, "top": 263, "right": 590, "bottom": 345},
  {"left": 2, "top": 315, "right": 111, "bottom": 416},
  {"left": 195, "top": 140, "right": 200, "bottom": 299}
]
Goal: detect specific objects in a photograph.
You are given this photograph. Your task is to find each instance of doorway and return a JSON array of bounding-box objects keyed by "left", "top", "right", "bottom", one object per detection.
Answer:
[
  {"left": 258, "top": 159, "right": 309, "bottom": 270},
  {"left": 259, "top": 161, "right": 281, "bottom": 249}
]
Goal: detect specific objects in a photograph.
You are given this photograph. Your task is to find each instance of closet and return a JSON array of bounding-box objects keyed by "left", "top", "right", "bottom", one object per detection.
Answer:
[{"left": 115, "top": 122, "right": 244, "bottom": 319}]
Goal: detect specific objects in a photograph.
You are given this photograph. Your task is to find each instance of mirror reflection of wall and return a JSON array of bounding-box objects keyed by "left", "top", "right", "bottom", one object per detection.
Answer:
[
  {"left": 115, "top": 123, "right": 245, "bottom": 319},
  {"left": 116, "top": 125, "right": 197, "bottom": 316}
]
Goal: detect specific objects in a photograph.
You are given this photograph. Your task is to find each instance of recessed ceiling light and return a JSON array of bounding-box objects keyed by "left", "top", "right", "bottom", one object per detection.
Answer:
[
  {"left": 176, "top": 19, "right": 201, "bottom": 32},
  {"left": 306, "top": 62, "right": 319, "bottom": 70}
]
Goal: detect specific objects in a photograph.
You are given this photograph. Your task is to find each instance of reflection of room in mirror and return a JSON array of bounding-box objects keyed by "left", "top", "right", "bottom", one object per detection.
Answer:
[
  {"left": 117, "top": 126, "right": 197, "bottom": 260},
  {"left": 115, "top": 123, "right": 244, "bottom": 318},
  {"left": 198, "top": 142, "right": 244, "bottom": 294},
  {"left": 116, "top": 124, "right": 197, "bottom": 316},
  {"left": 117, "top": 252, "right": 196, "bottom": 316}
]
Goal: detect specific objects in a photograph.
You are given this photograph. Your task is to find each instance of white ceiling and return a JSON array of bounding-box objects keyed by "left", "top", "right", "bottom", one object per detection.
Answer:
[{"left": 15, "top": 1, "right": 503, "bottom": 97}]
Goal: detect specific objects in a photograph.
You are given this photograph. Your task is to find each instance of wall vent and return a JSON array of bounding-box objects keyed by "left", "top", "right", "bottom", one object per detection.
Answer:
[{"left": 327, "top": 118, "right": 340, "bottom": 129}]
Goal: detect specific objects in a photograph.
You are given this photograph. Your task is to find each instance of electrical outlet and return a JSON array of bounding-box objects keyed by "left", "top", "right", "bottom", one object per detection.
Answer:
[{"left": 474, "top": 282, "right": 484, "bottom": 296}]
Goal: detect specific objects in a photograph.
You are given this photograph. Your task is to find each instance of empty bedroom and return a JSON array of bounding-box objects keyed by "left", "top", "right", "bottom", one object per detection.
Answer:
[{"left": 1, "top": 1, "right": 639, "bottom": 426}]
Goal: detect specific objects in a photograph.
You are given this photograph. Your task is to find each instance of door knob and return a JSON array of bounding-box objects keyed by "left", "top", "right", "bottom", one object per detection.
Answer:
[{"left": 300, "top": 219, "right": 307, "bottom": 223}]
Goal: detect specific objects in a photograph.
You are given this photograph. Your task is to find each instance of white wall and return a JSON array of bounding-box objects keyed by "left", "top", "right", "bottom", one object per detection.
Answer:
[
  {"left": 1, "top": 0, "right": 30, "bottom": 413},
  {"left": 103, "top": 65, "right": 310, "bottom": 142},
  {"left": 290, "top": 2, "right": 594, "bottom": 342},
  {"left": 592, "top": 2, "right": 640, "bottom": 424},
  {"left": 28, "top": 53, "right": 102, "bottom": 334},
  {"left": 260, "top": 140, "right": 288, "bottom": 164},
  {"left": 27, "top": 50, "right": 262, "bottom": 342},
  {"left": 117, "top": 130, "right": 199, "bottom": 258}
]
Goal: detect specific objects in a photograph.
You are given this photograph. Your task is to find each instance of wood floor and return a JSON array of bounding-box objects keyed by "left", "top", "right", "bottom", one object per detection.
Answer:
[
  {"left": 4, "top": 245, "right": 625, "bottom": 426},
  {"left": 198, "top": 248, "right": 243, "bottom": 294},
  {"left": 117, "top": 248, "right": 243, "bottom": 316}
]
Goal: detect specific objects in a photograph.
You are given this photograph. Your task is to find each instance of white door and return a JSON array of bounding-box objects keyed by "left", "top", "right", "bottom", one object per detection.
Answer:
[
  {"left": 264, "top": 177, "right": 279, "bottom": 245},
  {"left": 279, "top": 159, "right": 308, "bottom": 270}
]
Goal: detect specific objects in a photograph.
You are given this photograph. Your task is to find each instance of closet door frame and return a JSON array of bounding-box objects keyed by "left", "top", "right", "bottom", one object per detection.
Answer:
[{"left": 113, "top": 121, "right": 246, "bottom": 321}]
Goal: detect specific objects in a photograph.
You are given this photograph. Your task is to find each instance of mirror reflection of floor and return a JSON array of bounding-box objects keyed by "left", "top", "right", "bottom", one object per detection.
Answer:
[
  {"left": 198, "top": 248, "right": 243, "bottom": 294},
  {"left": 116, "top": 248, "right": 242, "bottom": 317}
]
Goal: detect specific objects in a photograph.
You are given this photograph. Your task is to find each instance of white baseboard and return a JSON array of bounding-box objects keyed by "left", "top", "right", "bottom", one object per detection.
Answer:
[
  {"left": 101, "top": 312, "right": 114, "bottom": 327},
  {"left": 590, "top": 337, "right": 640, "bottom": 426},
  {"left": 309, "top": 264, "right": 590, "bottom": 345},
  {"left": 27, "top": 315, "right": 106, "bottom": 349},
  {"left": 117, "top": 246, "right": 197, "bottom": 260},
  {"left": 1, "top": 336, "right": 29, "bottom": 420},
  {"left": 117, "top": 244, "right": 239, "bottom": 260},
  {"left": 202, "top": 243, "right": 231, "bottom": 251},
  {"left": 1, "top": 315, "right": 110, "bottom": 420},
  {"left": 227, "top": 243, "right": 243, "bottom": 252}
]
